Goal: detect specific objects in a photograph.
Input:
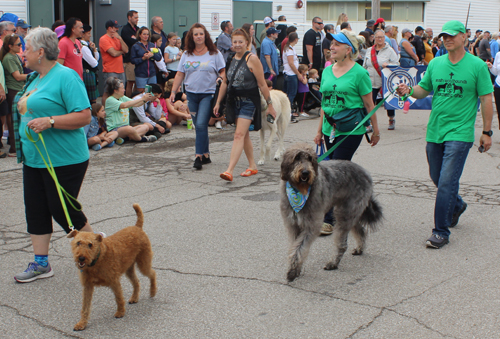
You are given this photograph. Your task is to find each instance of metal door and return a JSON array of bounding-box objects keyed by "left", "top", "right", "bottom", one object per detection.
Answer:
[
  {"left": 233, "top": 1, "right": 272, "bottom": 32},
  {"left": 29, "top": 0, "right": 53, "bottom": 28},
  {"left": 148, "top": 0, "right": 199, "bottom": 35}
]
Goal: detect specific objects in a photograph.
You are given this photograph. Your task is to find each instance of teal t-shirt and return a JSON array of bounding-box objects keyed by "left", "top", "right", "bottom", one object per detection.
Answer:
[
  {"left": 105, "top": 96, "right": 133, "bottom": 131},
  {"left": 18, "top": 63, "right": 90, "bottom": 168},
  {"left": 419, "top": 53, "right": 493, "bottom": 143},
  {"left": 320, "top": 63, "right": 372, "bottom": 136}
]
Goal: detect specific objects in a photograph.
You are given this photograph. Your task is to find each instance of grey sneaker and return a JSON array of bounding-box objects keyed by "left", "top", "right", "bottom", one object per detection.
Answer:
[
  {"left": 145, "top": 135, "right": 157, "bottom": 142},
  {"left": 450, "top": 202, "right": 467, "bottom": 228},
  {"left": 320, "top": 223, "right": 334, "bottom": 236},
  {"left": 14, "top": 262, "right": 54, "bottom": 283},
  {"left": 426, "top": 234, "right": 449, "bottom": 249},
  {"left": 388, "top": 119, "right": 395, "bottom": 130}
]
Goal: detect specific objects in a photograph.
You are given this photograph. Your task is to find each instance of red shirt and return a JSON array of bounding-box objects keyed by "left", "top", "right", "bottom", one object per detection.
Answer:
[
  {"left": 99, "top": 34, "right": 124, "bottom": 73},
  {"left": 58, "top": 37, "right": 83, "bottom": 79}
]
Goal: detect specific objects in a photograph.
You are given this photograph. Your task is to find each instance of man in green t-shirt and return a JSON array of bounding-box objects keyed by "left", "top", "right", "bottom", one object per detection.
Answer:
[{"left": 397, "top": 20, "right": 493, "bottom": 249}]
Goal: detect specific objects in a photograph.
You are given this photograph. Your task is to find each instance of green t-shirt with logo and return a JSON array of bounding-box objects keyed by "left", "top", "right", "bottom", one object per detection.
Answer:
[
  {"left": 320, "top": 63, "right": 372, "bottom": 136},
  {"left": 105, "top": 96, "right": 133, "bottom": 131},
  {"left": 419, "top": 52, "right": 493, "bottom": 143}
]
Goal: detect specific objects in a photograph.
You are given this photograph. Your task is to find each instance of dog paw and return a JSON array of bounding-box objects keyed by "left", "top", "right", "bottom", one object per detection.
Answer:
[
  {"left": 324, "top": 262, "right": 338, "bottom": 271},
  {"left": 257, "top": 160, "right": 265, "bottom": 165},
  {"left": 274, "top": 155, "right": 281, "bottom": 161},
  {"left": 128, "top": 297, "right": 139, "bottom": 304},
  {"left": 286, "top": 268, "right": 300, "bottom": 282},
  {"left": 73, "top": 322, "right": 87, "bottom": 331},
  {"left": 352, "top": 248, "right": 363, "bottom": 255},
  {"left": 114, "top": 311, "right": 125, "bottom": 318}
]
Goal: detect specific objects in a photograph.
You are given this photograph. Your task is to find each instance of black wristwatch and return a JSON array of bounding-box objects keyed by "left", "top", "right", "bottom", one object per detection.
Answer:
[{"left": 483, "top": 130, "right": 493, "bottom": 137}]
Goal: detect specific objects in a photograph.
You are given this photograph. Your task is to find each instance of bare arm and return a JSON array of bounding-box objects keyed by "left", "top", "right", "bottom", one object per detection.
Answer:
[
  {"left": 264, "top": 55, "right": 275, "bottom": 75},
  {"left": 119, "top": 94, "right": 153, "bottom": 109},
  {"left": 248, "top": 55, "right": 276, "bottom": 118},
  {"left": 361, "top": 93, "right": 380, "bottom": 146},
  {"left": 287, "top": 54, "right": 302, "bottom": 80},
  {"left": 117, "top": 35, "right": 128, "bottom": 54},
  {"left": 27, "top": 109, "right": 92, "bottom": 133},
  {"left": 403, "top": 41, "right": 419, "bottom": 62},
  {"left": 170, "top": 71, "right": 186, "bottom": 103},
  {"left": 314, "top": 108, "right": 325, "bottom": 145},
  {"left": 11, "top": 70, "right": 28, "bottom": 82},
  {"left": 306, "top": 45, "right": 313, "bottom": 68},
  {"left": 479, "top": 93, "right": 493, "bottom": 151}
]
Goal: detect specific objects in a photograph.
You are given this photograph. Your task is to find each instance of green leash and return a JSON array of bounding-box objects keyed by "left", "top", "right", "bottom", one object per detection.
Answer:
[
  {"left": 318, "top": 86, "right": 400, "bottom": 162},
  {"left": 25, "top": 127, "right": 82, "bottom": 230}
]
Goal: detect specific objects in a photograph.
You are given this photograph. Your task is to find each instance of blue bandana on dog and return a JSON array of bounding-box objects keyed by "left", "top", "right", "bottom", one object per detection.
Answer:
[{"left": 286, "top": 181, "right": 311, "bottom": 213}]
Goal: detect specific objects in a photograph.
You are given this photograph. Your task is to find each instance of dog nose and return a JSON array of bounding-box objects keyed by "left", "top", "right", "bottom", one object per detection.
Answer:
[
  {"left": 79, "top": 256, "right": 85, "bottom": 262},
  {"left": 301, "top": 170, "right": 310, "bottom": 176}
]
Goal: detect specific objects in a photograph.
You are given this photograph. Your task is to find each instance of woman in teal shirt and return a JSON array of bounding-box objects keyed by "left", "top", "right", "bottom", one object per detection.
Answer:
[
  {"left": 12, "top": 28, "right": 96, "bottom": 283},
  {"left": 314, "top": 29, "right": 381, "bottom": 235}
]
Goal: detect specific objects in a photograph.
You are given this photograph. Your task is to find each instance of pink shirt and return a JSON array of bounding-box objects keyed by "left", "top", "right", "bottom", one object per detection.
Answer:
[{"left": 58, "top": 37, "right": 83, "bottom": 80}]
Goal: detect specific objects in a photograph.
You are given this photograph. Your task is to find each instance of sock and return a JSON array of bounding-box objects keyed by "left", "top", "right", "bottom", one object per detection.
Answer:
[
  {"left": 140, "top": 137, "right": 147, "bottom": 142},
  {"left": 34, "top": 255, "right": 48, "bottom": 267}
]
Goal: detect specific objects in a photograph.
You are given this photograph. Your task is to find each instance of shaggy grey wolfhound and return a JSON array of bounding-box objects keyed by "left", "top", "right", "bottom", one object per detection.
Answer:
[{"left": 280, "top": 143, "right": 383, "bottom": 282}]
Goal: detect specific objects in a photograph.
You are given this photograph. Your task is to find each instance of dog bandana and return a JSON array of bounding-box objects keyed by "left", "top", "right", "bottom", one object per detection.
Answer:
[{"left": 286, "top": 181, "right": 311, "bottom": 213}]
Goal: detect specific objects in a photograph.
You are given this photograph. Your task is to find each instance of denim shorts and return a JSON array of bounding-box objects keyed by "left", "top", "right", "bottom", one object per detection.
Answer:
[
  {"left": 109, "top": 125, "right": 128, "bottom": 132},
  {"left": 135, "top": 76, "right": 157, "bottom": 89},
  {"left": 234, "top": 97, "right": 256, "bottom": 120}
]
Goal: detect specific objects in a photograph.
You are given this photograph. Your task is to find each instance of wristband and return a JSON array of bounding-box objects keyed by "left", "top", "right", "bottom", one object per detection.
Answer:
[{"left": 409, "top": 86, "right": 414, "bottom": 96}]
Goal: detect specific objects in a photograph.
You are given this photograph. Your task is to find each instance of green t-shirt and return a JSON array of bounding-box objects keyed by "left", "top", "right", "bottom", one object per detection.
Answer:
[
  {"left": 3, "top": 53, "right": 25, "bottom": 91},
  {"left": 105, "top": 96, "right": 133, "bottom": 131},
  {"left": 18, "top": 63, "right": 90, "bottom": 168},
  {"left": 419, "top": 52, "right": 493, "bottom": 143},
  {"left": 320, "top": 63, "right": 372, "bottom": 136}
]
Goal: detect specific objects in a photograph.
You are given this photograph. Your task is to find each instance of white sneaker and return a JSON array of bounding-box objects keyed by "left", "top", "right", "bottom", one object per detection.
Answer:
[
  {"left": 215, "top": 121, "right": 222, "bottom": 129},
  {"left": 300, "top": 112, "right": 310, "bottom": 117}
]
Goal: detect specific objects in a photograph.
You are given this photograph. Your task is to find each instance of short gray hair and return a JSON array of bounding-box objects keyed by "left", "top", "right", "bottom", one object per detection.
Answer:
[
  {"left": 25, "top": 27, "right": 60, "bottom": 61},
  {"left": 0, "top": 21, "right": 15, "bottom": 36},
  {"left": 384, "top": 25, "right": 393, "bottom": 34}
]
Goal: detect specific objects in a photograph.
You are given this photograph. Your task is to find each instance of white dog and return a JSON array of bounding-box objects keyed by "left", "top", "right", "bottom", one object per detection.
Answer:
[{"left": 258, "top": 89, "right": 291, "bottom": 165}]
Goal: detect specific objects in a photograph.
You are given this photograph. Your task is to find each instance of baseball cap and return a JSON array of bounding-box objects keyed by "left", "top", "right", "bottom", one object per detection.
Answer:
[
  {"left": 476, "top": 29, "right": 483, "bottom": 33},
  {"left": 331, "top": 32, "right": 356, "bottom": 52},
  {"left": 375, "top": 18, "right": 385, "bottom": 25},
  {"left": 484, "top": 30, "right": 491, "bottom": 34},
  {"left": 0, "top": 13, "right": 19, "bottom": 24},
  {"left": 266, "top": 27, "right": 281, "bottom": 35},
  {"left": 367, "top": 19, "right": 375, "bottom": 27},
  {"left": 415, "top": 26, "right": 424, "bottom": 32},
  {"left": 105, "top": 20, "right": 122, "bottom": 29},
  {"left": 263, "top": 17, "right": 276, "bottom": 25},
  {"left": 55, "top": 25, "right": 65, "bottom": 38},
  {"left": 438, "top": 20, "right": 466, "bottom": 38},
  {"left": 17, "top": 19, "right": 31, "bottom": 28},
  {"left": 402, "top": 28, "right": 413, "bottom": 35}
]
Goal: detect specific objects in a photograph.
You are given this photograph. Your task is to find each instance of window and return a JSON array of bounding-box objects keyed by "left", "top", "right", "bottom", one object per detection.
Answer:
[
  {"left": 363, "top": 2, "right": 393, "bottom": 21},
  {"left": 307, "top": 2, "right": 358, "bottom": 22}
]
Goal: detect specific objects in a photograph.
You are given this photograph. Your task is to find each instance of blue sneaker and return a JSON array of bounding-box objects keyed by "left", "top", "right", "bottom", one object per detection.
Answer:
[
  {"left": 116, "top": 137, "right": 125, "bottom": 145},
  {"left": 450, "top": 202, "right": 467, "bottom": 228},
  {"left": 14, "top": 262, "right": 54, "bottom": 283},
  {"left": 426, "top": 234, "right": 449, "bottom": 249},
  {"left": 91, "top": 144, "right": 102, "bottom": 151},
  {"left": 106, "top": 141, "right": 115, "bottom": 147}
]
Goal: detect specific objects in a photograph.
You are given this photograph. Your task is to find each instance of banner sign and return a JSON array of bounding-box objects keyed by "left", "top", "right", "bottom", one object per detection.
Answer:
[{"left": 381, "top": 65, "right": 433, "bottom": 110}]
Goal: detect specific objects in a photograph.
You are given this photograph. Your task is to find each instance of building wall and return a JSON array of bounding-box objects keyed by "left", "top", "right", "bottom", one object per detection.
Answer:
[
  {"left": 1, "top": 0, "right": 28, "bottom": 20},
  {"left": 425, "top": 0, "right": 500, "bottom": 34},
  {"left": 201, "top": 0, "right": 232, "bottom": 39},
  {"left": 130, "top": 0, "right": 148, "bottom": 27}
]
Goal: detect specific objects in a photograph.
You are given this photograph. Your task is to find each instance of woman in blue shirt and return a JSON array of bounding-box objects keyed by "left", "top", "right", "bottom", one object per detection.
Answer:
[{"left": 131, "top": 27, "right": 162, "bottom": 92}]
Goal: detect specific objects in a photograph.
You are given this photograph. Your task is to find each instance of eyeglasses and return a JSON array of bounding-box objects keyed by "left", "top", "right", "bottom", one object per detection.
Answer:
[
  {"left": 314, "top": 22, "right": 324, "bottom": 25},
  {"left": 15, "top": 42, "right": 22, "bottom": 46},
  {"left": 74, "top": 43, "right": 81, "bottom": 54}
]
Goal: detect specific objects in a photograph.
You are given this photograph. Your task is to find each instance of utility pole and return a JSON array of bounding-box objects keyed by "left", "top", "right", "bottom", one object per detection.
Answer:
[{"left": 372, "top": 0, "right": 380, "bottom": 20}]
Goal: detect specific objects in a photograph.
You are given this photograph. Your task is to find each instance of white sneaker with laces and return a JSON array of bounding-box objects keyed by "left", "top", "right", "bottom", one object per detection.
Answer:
[{"left": 215, "top": 121, "right": 222, "bottom": 129}]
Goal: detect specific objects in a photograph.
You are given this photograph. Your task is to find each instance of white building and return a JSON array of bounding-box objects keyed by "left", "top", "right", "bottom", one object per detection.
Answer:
[{"left": 2, "top": 0, "right": 499, "bottom": 46}]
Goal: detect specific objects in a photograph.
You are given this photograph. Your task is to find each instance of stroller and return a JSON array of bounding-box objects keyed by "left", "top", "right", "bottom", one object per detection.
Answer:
[{"left": 293, "top": 81, "right": 322, "bottom": 116}]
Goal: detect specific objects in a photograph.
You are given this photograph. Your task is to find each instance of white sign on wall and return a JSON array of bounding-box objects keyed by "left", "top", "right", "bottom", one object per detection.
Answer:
[{"left": 211, "top": 13, "right": 219, "bottom": 31}]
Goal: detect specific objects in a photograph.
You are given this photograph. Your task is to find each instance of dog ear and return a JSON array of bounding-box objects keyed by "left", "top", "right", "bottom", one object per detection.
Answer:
[
  {"left": 95, "top": 233, "right": 103, "bottom": 242},
  {"left": 281, "top": 148, "right": 298, "bottom": 181},
  {"left": 67, "top": 230, "right": 78, "bottom": 239}
]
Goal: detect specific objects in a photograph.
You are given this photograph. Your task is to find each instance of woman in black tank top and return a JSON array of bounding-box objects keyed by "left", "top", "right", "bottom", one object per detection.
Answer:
[{"left": 214, "top": 29, "right": 277, "bottom": 182}]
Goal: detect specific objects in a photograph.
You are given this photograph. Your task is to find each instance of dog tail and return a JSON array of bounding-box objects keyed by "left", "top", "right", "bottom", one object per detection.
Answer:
[
  {"left": 133, "top": 203, "right": 144, "bottom": 228},
  {"left": 360, "top": 196, "right": 383, "bottom": 231}
]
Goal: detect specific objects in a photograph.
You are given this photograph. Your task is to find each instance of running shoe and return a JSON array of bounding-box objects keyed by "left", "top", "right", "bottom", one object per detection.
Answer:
[{"left": 14, "top": 262, "right": 54, "bottom": 283}]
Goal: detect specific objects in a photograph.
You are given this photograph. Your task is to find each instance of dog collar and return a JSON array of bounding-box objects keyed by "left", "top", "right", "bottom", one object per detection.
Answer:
[
  {"left": 88, "top": 248, "right": 101, "bottom": 267},
  {"left": 286, "top": 181, "right": 311, "bottom": 213}
]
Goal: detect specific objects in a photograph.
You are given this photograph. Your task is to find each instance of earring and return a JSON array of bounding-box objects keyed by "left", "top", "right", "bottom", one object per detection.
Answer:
[{"left": 38, "top": 57, "right": 42, "bottom": 64}]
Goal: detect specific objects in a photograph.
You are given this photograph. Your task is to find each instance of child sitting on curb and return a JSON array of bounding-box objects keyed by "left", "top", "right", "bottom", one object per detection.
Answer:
[{"left": 84, "top": 103, "right": 119, "bottom": 151}]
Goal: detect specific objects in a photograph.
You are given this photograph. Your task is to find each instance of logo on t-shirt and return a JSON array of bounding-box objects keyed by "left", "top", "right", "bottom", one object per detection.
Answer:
[
  {"left": 435, "top": 72, "right": 465, "bottom": 98},
  {"left": 323, "top": 84, "right": 347, "bottom": 109}
]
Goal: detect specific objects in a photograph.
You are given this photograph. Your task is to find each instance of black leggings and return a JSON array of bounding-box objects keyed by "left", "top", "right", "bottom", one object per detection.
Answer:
[
  {"left": 24, "top": 161, "right": 89, "bottom": 235},
  {"left": 296, "top": 92, "right": 308, "bottom": 113},
  {"left": 494, "top": 87, "right": 500, "bottom": 126},
  {"left": 372, "top": 88, "right": 395, "bottom": 118}
]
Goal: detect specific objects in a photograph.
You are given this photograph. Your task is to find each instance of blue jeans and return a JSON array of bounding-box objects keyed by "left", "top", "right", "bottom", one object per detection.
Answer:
[
  {"left": 323, "top": 134, "right": 364, "bottom": 225},
  {"left": 284, "top": 74, "right": 298, "bottom": 106},
  {"left": 400, "top": 57, "right": 416, "bottom": 67},
  {"left": 135, "top": 75, "right": 157, "bottom": 89},
  {"left": 426, "top": 141, "right": 473, "bottom": 238},
  {"left": 186, "top": 92, "right": 213, "bottom": 155}
]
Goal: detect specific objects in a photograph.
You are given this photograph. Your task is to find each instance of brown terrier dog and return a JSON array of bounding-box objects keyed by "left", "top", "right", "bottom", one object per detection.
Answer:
[{"left": 68, "top": 204, "right": 157, "bottom": 331}]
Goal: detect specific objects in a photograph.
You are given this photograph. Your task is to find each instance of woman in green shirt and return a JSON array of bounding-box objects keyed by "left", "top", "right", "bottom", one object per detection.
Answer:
[
  {"left": 0, "top": 33, "right": 27, "bottom": 156},
  {"left": 314, "top": 29, "right": 381, "bottom": 235}
]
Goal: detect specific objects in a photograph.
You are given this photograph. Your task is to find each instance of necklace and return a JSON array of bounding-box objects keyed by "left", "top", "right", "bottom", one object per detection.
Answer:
[{"left": 194, "top": 46, "right": 207, "bottom": 55}]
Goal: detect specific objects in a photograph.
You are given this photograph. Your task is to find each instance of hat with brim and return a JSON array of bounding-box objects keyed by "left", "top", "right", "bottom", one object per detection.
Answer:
[
  {"left": 17, "top": 19, "right": 31, "bottom": 28},
  {"left": 438, "top": 20, "right": 465, "bottom": 38},
  {"left": 402, "top": 28, "right": 413, "bottom": 35},
  {"left": 331, "top": 32, "right": 356, "bottom": 52},
  {"left": 266, "top": 27, "right": 281, "bottom": 36},
  {"left": 55, "top": 25, "right": 65, "bottom": 38}
]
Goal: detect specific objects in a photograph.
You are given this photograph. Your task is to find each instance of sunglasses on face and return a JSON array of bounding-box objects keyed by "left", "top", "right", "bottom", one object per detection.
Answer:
[
  {"left": 15, "top": 42, "right": 22, "bottom": 46},
  {"left": 315, "top": 22, "right": 324, "bottom": 25}
]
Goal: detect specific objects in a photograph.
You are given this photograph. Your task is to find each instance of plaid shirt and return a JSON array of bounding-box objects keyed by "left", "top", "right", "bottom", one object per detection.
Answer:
[{"left": 12, "top": 71, "right": 39, "bottom": 164}]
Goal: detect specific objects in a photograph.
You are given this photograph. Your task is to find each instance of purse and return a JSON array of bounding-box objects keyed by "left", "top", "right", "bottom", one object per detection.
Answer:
[{"left": 325, "top": 108, "right": 370, "bottom": 133}]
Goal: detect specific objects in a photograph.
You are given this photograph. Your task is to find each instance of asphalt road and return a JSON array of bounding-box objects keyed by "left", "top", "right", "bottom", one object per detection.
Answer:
[{"left": 1, "top": 108, "right": 500, "bottom": 338}]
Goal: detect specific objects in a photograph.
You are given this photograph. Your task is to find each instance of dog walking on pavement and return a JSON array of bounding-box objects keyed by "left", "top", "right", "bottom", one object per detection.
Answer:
[
  {"left": 280, "top": 144, "right": 383, "bottom": 282},
  {"left": 68, "top": 204, "right": 156, "bottom": 331}
]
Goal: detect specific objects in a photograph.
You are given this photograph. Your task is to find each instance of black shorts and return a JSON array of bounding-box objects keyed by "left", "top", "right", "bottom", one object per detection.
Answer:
[
  {"left": 23, "top": 160, "right": 89, "bottom": 235},
  {"left": 0, "top": 99, "right": 8, "bottom": 117}
]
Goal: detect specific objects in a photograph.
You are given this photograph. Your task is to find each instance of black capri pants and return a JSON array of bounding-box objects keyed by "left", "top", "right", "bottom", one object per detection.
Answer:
[{"left": 23, "top": 160, "right": 89, "bottom": 235}]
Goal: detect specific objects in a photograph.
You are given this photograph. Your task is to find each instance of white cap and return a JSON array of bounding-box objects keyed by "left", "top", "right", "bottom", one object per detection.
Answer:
[{"left": 263, "top": 17, "right": 275, "bottom": 25}]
